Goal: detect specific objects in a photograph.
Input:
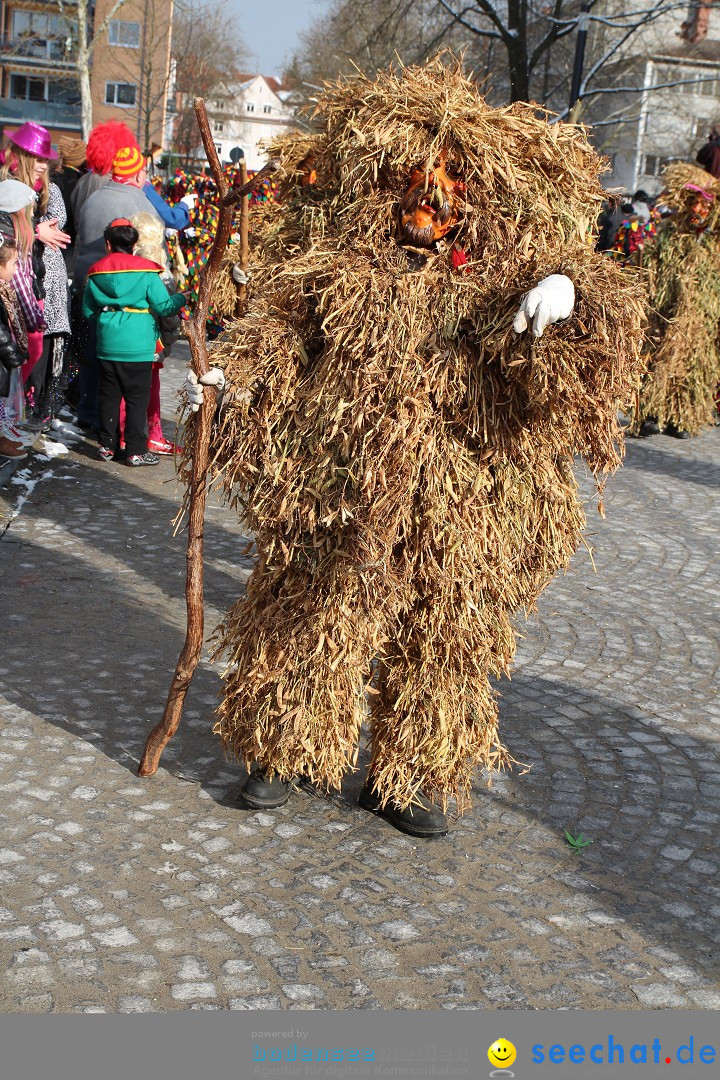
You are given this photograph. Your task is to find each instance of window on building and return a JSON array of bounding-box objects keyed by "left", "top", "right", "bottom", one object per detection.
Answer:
[
  {"left": 13, "top": 11, "right": 48, "bottom": 36},
  {"left": 48, "top": 78, "right": 80, "bottom": 104},
  {"left": 105, "top": 81, "right": 137, "bottom": 107},
  {"left": 108, "top": 20, "right": 141, "bottom": 48},
  {"left": 694, "top": 116, "right": 711, "bottom": 139},
  {"left": 215, "top": 123, "right": 224, "bottom": 132},
  {"left": 215, "top": 143, "right": 222, "bottom": 155},
  {"left": 11, "top": 10, "right": 72, "bottom": 59},
  {"left": 246, "top": 102, "right": 255, "bottom": 112},
  {"left": 9, "top": 74, "right": 46, "bottom": 101},
  {"left": 643, "top": 154, "right": 660, "bottom": 176},
  {"left": 263, "top": 104, "right": 272, "bottom": 114},
  {"left": 13, "top": 10, "right": 70, "bottom": 33}
]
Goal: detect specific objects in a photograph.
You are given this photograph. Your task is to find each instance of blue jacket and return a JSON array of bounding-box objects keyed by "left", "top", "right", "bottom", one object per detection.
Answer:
[{"left": 143, "top": 183, "right": 190, "bottom": 231}]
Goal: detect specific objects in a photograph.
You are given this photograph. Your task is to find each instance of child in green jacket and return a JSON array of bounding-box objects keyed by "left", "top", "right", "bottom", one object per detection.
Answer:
[{"left": 82, "top": 217, "right": 186, "bottom": 466}]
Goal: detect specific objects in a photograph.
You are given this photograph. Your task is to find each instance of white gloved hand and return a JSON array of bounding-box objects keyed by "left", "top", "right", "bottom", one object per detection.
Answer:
[
  {"left": 231, "top": 263, "right": 251, "bottom": 285},
  {"left": 513, "top": 274, "right": 575, "bottom": 339},
  {"left": 185, "top": 367, "right": 226, "bottom": 412}
]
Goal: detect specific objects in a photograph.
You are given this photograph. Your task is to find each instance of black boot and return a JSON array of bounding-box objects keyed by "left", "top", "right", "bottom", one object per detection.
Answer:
[
  {"left": 638, "top": 417, "right": 660, "bottom": 437},
  {"left": 239, "top": 769, "right": 293, "bottom": 809},
  {"left": 358, "top": 781, "right": 448, "bottom": 838},
  {"left": 664, "top": 422, "right": 690, "bottom": 439}
]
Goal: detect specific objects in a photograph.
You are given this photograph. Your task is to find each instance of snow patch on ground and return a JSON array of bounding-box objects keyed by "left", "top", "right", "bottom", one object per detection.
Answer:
[{"left": 10, "top": 468, "right": 55, "bottom": 518}]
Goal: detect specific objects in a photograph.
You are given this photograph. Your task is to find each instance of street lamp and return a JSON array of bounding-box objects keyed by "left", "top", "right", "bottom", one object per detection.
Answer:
[{"left": 569, "top": 3, "right": 591, "bottom": 115}]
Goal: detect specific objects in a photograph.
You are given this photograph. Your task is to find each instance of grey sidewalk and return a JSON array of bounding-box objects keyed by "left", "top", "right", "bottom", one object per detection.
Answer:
[{"left": 1, "top": 347, "right": 719, "bottom": 1012}]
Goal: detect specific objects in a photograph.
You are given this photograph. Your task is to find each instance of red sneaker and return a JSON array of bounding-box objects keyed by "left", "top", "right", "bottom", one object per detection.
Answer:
[{"left": 147, "top": 437, "right": 182, "bottom": 455}]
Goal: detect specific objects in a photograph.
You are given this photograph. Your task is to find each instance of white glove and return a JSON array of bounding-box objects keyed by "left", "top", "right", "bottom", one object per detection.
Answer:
[
  {"left": 231, "top": 263, "right": 251, "bottom": 285},
  {"left": 185, "top": 367, "right": 226, "bottom": 412},
  {"left": 513, "top": 274, "right": 575, "bottom": 339}
]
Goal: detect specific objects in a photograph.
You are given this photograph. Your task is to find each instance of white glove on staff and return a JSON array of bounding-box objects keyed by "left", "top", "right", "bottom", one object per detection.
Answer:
[
  {"left": 185, "top": 368, "right": 226, "bottom": 412},
  {"left": 513, "top": 274, "right": 575, "bottom": 339},
  {"left": 231, "top": 263, "right": 251, "bottom": 285}
]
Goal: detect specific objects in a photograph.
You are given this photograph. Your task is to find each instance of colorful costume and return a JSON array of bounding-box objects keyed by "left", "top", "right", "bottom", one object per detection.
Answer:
[{"left": 609, "top": 208, "right": 659, "bottom": 266}]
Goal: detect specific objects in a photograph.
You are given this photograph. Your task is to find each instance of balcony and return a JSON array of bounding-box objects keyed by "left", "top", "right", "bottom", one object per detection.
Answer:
[
  {"left": 0, "top": 34, "right": 76, "bottom": 66},
  {"left": 0, "top": 97, "right": 81, "bottom": 128}
]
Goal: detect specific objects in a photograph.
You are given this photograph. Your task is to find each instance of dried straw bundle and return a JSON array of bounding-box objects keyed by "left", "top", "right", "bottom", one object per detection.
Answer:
[
  {"left": 210, "top": 250, "right": 241, "bottom": 318},
  {"left": 633, "top": 162, "right": 720, "bottom": 434},
  {"left": 191, "top": 57, "right": 645, "bottom": 810}
]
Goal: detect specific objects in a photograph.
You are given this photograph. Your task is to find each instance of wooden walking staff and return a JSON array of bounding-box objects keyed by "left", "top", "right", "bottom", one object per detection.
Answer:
[
  {"left": 138, "top": 99, "right": 279, "bottom": 777},
  {"left": 235, "top": 159, "right": 249, "bottom": 318}
]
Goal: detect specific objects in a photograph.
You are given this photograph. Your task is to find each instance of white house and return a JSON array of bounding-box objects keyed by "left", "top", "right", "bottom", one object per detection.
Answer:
[{"left": 206, "top": 74, "right": 295, "bottom": 170}]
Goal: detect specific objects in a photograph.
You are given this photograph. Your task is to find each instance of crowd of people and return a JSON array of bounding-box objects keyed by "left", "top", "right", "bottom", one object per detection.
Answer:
[
  {"left": 596, "top": 188, "right": 663, "bottom": 262},
  {"left": 0, "top": 118, "right": 198, "bottom": 469}
]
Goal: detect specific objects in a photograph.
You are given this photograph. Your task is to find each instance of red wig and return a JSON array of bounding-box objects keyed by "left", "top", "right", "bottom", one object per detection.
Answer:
[{"left": 86, "top": 120, "right": 139, "bottom": 175}]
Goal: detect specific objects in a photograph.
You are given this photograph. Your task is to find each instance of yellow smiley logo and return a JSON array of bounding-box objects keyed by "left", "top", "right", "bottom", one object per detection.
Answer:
[{"left": 488, "top": 1039, "right": 517, "bottom": 1068}]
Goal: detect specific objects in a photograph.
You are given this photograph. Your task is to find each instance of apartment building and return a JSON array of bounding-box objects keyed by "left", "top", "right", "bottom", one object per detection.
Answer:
[{"left": 0, "top": 0, "right": 174, "bottom": 150}]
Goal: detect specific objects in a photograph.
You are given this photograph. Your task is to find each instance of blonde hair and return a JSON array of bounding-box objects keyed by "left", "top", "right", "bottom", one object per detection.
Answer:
[
  {"left": 130, "top": 212, "right": 168, "bottom": 271},
  {"left": 5, "top": 208, "right": 33, "bottom": 257},
  {"left": 0, "top": 142, "right": 49, "bottom": 216}
]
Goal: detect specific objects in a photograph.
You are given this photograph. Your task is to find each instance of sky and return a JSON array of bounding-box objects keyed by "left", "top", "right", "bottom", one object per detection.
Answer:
[{"left": 230, "top": 0, "right": 330, "bottom": 79}]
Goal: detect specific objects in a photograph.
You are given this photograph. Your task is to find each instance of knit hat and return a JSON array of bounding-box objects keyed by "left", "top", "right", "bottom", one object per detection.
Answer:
[
  {"left": 111, "top": 146, "right": 146, "bottom": 180},
  {"left": 57, "top": 136, "right": 86, "bottom": 168}
]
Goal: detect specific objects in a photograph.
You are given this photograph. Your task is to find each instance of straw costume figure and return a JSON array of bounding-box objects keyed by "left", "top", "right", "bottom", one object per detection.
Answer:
[
  {"left": 631, "top": 162, "right": 720, "bottom": 439},
  {"left": 187, "top": 58, "right": 645, "bottom": 837}
]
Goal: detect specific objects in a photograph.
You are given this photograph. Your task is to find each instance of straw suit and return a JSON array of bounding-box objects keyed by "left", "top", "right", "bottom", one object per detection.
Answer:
[{"left": 196, "top": 59, "right": 646, "bottom": 836}]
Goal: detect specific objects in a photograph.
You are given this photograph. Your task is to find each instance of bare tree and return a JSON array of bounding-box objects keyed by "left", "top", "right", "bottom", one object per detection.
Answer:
[
  {"left": 172, "top": 0, "right": 247, "bottom": 159},
  {"left": 130, "top": 0, "right": 175, "bottom": 150},
  {"left": 290, "top": 0, "right": 450, "bottom": 89},
  {"left": 291, "top": 2, "right": 698, "bottom": 111},
  {"left": 57, "top": 0, "right": 131, "bottom": 137}
]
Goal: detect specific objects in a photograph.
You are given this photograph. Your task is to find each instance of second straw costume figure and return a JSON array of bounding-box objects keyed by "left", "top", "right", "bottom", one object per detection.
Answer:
[
  {"left": 188, "top": 59, "right": 645, "bottom": 827},
  {"left": 631, "top": 162, "right": 720, "bottom": 437}
]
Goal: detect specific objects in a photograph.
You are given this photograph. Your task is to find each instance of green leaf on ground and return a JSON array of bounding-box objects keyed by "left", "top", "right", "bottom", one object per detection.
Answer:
[{"left": 564, "top": 829, "right": 592, "bottom": 854}]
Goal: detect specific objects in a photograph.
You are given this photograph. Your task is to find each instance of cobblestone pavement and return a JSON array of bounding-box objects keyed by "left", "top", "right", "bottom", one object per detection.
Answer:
[{"left": 1, "top": 345, "right": 719, "bottom": 1012}]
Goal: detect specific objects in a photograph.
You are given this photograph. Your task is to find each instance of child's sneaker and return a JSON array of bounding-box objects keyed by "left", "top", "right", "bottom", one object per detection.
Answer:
[
  {"left": 147, "top": 436, "right": 182, "bottom": 455},
  {"left": 126, "top": 452, "right": 160, "bottom": 467},
  {"left": 98, "top": 446, "right": 115, "bottom": 462}
]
